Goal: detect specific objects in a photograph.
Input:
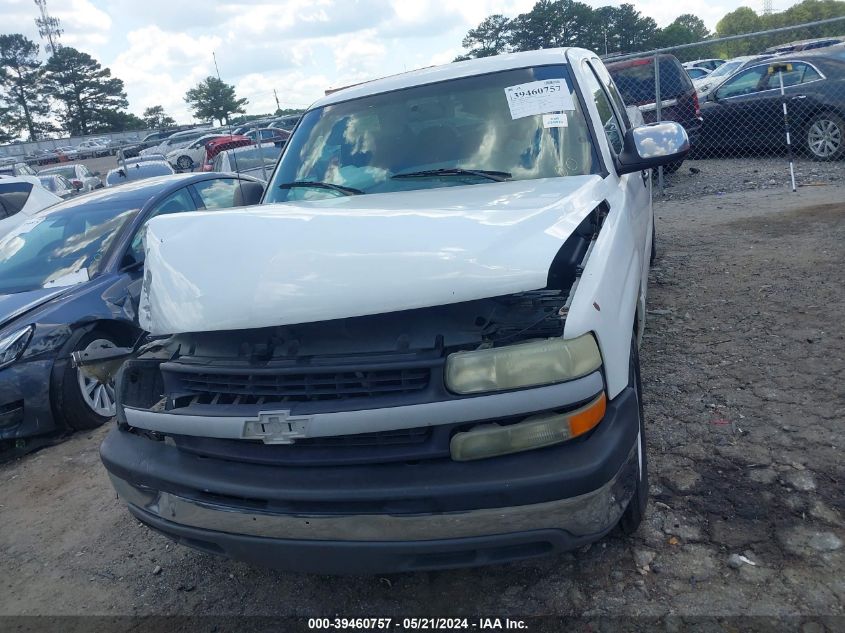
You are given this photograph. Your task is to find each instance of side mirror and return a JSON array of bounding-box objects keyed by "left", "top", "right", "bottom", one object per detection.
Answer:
[
  {"left": 233, "top": 181, "right": 265, "bottom": 207},
  {"left": 616, "top": 122, "right": 690, "bottom": 175},
  {"left": 120, "top": 250, "right": 142, "bottom": 270}
]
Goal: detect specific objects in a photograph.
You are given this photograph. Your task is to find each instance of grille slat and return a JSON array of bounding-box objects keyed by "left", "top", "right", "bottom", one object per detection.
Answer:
[{"left": 167, "top": 365, "right": 431, "bottom": 403}]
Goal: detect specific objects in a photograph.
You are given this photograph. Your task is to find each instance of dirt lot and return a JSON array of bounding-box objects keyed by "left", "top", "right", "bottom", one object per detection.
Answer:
[{"left": 1, "top": 180, "right": 843, "bottom": 626}]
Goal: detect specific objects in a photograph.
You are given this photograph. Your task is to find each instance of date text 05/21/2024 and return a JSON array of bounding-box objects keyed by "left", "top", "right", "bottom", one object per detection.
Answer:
[{"left": 307, "top": 618, "right": 529, "bottom": 630}]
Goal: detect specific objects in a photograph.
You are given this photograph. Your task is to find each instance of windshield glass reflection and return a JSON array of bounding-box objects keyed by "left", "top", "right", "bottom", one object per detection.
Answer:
[{"left": 265, "top": 65, "right": 600, "bottom": 202}]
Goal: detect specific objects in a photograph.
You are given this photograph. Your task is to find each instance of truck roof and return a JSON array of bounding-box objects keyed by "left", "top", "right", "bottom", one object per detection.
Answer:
[{"left": 315, "top": 48, "right": 587, "bottom": 109}]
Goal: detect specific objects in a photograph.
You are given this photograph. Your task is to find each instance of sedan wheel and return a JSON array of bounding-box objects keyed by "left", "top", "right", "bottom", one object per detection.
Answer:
[
  {"left": 176, "top": 156, "right": 194, "bottom": 171},
  {"left": 76, "top": 338, "right": 117, "bottom": 417},
  {"left": 807, "top": 114, "right": 844, "bottom": 161}
]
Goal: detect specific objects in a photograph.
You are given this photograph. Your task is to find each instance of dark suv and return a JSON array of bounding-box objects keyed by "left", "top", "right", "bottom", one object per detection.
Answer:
[{"left": 606, "top": 54, "right": 702, "bottom": 170}]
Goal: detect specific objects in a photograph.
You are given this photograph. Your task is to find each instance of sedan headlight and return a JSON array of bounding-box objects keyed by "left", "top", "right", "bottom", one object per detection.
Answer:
[
  {"left": 0, "top": 325, "right": 35, "bottom": 370},
  {"left": 445, "top": 333, "right": 602, "bottom": 395}
]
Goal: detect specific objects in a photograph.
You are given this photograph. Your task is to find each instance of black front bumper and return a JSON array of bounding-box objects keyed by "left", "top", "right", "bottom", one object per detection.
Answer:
[
  {"left": 101, "top": 386, "right": 641, "bottom": 573},
  {"left": 0, "top": 359, "right": 60, "bottom": 441}
]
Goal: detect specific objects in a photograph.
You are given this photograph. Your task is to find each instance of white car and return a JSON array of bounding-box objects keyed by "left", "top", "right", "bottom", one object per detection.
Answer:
[
  {"left": 140, "top": 129, "right": 210, "bottom": 157},
  {"left": 40, "top": 163, "right": 102, "bottom": 192},
  {"left": 0, "top": 177, "right": 62, "bottom": 237},
  {"left": 36, "top": 174, "right": 77, "bottom": 199},
  {"left": 166, "top": 134, "right": 227, "bottom": 171},
  {"left": 75, "top": 140, "right": 110, "bottom": 158},
  {"left": 96, "top": 47, "right": 689, "bottom": 573},
  {"left": 54, "top": 146, "right": 80, "bottom": 161}
]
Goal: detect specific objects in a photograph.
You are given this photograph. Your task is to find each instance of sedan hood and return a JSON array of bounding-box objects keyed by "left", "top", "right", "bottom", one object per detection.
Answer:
[
  {"left": 141, "top": 176, "right": 605, "bottom": 334},
  {"left": 0, "top": 287, "right": 68, "bottom": 330}
]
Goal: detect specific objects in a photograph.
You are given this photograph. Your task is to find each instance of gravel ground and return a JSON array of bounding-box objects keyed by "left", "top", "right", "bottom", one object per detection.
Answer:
[
  {"left": 0, "top": 181, "right": 843, "bottom": 628},
  {"left": 659, "top": 156, "right": 844, "bottom": 202}
]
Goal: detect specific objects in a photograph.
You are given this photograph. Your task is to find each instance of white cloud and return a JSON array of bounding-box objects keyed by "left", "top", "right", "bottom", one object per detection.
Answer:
[
  {"left": 0, "top": 0, "right": 809, "bottom": 131},
  {"left": 110, "top": 26, "right": 222, "bottom": 122}
]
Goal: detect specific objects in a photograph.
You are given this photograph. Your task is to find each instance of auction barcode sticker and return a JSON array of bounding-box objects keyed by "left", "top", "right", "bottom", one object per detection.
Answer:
[{"left": 504, "top": 79, "right": 574, "bottom": 119}]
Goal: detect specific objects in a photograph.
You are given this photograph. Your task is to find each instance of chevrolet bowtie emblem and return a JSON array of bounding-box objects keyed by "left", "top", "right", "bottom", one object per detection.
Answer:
[{"left": 243, "top": 411, "right": 314, "bottom": 444}]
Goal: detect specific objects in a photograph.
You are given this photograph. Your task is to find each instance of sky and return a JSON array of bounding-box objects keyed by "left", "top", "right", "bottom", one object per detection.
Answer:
[{"left": 1, "top": 0, "right": 801, "bottom": 124}]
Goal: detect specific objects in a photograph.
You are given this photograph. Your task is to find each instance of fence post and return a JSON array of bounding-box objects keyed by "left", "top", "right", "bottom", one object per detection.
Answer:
[{"left": 654, "top": 54, "right": 664, "bottom": 195}]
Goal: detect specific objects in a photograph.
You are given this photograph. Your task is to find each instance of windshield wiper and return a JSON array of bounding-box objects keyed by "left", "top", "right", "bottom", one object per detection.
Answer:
[
  {"left": 278, "top": 181, "right": 364, "bottom": 195},
  {"left": 391, "top": 168, "right": 511, "bottom": 182}
]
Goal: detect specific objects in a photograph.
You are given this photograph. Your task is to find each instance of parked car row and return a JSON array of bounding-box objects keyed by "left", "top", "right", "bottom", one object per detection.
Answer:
[{"left": 606, "top": 43, "right": 845, "bottom": 163}]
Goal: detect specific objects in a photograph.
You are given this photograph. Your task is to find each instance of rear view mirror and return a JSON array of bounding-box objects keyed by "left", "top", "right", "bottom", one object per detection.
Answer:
[{"left": 616, "top": 122, "right": 690, "bottom": 175}]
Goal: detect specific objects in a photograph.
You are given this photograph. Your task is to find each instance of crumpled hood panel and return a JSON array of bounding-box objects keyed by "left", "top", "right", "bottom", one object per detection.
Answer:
[{"left": 141, "top": 176, "right": 604, "bottom": 334}]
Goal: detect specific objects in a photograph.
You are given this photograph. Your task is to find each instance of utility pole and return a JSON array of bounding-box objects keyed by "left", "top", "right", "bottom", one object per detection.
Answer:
[
  {"left": 763, "top": 0, "right": 773, "bottom": 16},
  {"left": 34, "top": 0, "right": 63, "bottom": 56}
]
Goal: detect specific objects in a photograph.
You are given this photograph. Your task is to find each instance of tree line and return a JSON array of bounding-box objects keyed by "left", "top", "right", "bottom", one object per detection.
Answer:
[
  {"left": 455, "top": 0, "right": 845, "bottom": 62},
  {"left": 0, "top": 32, "right": 253, "bottom": 143},
  {"left": 0, "top": 35, "right": 142, "bottom": 143}
]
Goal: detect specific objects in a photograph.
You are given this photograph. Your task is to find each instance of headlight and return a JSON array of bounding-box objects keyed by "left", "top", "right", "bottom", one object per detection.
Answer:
[
  {"left": 0, "top": 325, "right": 35, "bottom": 369},
  {"left": 444, "top": 334, "right": 602, "bottom": 394}
]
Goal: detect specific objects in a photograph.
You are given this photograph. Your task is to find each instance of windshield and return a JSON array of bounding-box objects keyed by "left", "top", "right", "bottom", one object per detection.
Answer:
[
  {"left": 219, "top": 144, "right": 281, "bottom": 172},
  {"left": 106, "top": 163, "right": 173, "bottom": 186},
  {"left": 43, "top": 166, "right": 76, "bottom": 179},
  {"left": 0, "top": 201, "right": 138, "bottom": 293},
  {"left": 37, "top": 176, "right": 62, "bottom": 192},
  {"left": 707, "top": 60, "right": 744, "bottom": 80},
  {"left": 264, "top": 65, "right": 598, "bottom": 202}
]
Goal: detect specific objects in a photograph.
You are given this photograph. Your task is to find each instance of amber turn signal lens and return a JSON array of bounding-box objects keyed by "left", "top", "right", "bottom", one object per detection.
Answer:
[{"left": 568, "top": 392, "right": 606, "bottom": 438}]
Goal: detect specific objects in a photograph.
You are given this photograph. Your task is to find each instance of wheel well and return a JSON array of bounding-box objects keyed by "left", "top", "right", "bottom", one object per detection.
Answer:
[{"left": 84, "top": 320, "right": 141, "bottom": 347}]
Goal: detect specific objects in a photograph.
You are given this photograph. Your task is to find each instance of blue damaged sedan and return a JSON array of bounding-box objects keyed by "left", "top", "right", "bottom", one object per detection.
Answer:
[{"left": 0, "top": 173, "right": 264, "bottom": 451}]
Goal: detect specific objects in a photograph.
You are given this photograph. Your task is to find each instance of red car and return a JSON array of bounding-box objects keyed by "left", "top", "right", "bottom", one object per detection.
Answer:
[{"left": 201, "top": 136, "right": 254, "bottom": 172}]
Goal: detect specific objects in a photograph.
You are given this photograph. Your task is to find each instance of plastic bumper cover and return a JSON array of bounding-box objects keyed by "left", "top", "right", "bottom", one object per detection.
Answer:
[{"left": 101, "top": 385, "right": 641, "bottom": 573}]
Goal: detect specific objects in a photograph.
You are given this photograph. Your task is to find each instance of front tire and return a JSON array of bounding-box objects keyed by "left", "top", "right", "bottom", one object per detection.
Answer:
[
  {"left": 618, "top": 338, "right": 649, "bottom": 534},
  {"left": 176, "top": 155, "right": 193, "bottom": 171},
  {"left": 806, "top": 112, "right": 844, "bottom": 161},
  {"left": 59, "top": 332, "right": 120, "bottom": 431}
]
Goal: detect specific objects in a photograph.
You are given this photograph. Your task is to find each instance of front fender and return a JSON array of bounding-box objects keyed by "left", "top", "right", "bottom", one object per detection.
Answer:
[{"left": 564, "top": 195, "right": 642, "bottom": 398}]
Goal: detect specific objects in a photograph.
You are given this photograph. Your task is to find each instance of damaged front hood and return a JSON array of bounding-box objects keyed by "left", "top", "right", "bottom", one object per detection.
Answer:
[{"left": 141, "top": 176, "right": 604, "bottom": 334}]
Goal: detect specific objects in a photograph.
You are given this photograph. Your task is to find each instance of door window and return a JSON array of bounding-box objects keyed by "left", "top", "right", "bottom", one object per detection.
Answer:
[
  {"left": 125, "top": 187, "right": 197, "bottom": 266},
  {"left": 762, "top": 62, "right": 822, "bottom": 89},
  {"left": 716, "top": 66, "right": 769, "bottom": 99},
  {"left": 582, "top": 62, "right": 625, "bottom": 154},
  {"left": 591, "top": 61, "right": 631, "bottom": 129},
  {"left": 193, "top": 178, "right": 240, "bottom": 209}
]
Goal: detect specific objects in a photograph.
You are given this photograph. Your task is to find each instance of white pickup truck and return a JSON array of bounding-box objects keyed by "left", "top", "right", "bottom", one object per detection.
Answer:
[{"left": 97, "top": 47, "right": 688, "bottom": 573}]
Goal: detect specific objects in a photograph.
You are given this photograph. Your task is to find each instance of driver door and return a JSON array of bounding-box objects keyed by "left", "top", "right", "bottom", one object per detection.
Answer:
[{"left": 705, "top": 65, "right": 771, "bottom": 148}]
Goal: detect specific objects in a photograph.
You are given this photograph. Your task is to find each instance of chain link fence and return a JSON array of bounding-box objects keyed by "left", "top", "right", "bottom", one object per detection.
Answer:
[{"left": 604, "top": 16, "right": 845, "bottom": 196}]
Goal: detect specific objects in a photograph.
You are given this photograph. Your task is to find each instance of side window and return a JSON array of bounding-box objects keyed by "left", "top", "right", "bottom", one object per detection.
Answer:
[
  {"left": 716, "top": 66, "right": 768, "bottom": 99},
  {"left": 126, "top": 188, "right": 197, "bottom": 266},
  {"left": 590, "top": 61, "right": 631, "bottom": 130},
  {"left": 582, "top": 62, "right": 625, "bottom": 155},
  {"left": 0, "top": 182, "right": 33, "bottom": 218},
  {"left": 193, "top": 178, "right": 240, "bottom": 209},
  {"left": 801, "top": 64, "right": 823, "bottom": 83},
  {"left": 762, "top": 63, "right": 813, "bottom": 89}
]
